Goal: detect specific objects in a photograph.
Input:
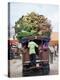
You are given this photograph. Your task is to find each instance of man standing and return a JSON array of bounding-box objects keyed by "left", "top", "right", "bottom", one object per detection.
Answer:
[
  {"left": 54, "top": 45, "right": 57, "bottom": 56},
  {"left": 28, "top": 40, "right": 38, "bottom": 67},
  {"left": 48, "top": 45, "right": 54, "bottom": 63},
  {"left": 17, "top": 42, "right": 22, "bottom": 58}
]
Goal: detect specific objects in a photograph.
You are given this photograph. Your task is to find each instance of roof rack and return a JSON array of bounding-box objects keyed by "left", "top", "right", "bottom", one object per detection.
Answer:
[{"left": 21, "top": 35, "right": 50, "bottom": 42}]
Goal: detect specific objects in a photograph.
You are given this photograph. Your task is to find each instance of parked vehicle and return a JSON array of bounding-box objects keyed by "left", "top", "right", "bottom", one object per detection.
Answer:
[{"left": 8, "top": 40, "right": 19, "bottom": 60}]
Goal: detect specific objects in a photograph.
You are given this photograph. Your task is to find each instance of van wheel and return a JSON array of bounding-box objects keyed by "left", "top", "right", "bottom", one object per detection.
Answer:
[
  {"left": 42, "top": 64, "right": 50, "bottom": 75},
  {"left": 43, "top": 68, "right": 49, "bottom": 75}
]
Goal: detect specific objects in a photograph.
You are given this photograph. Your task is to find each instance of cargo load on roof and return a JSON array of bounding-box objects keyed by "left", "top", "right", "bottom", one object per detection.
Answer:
[{"left": 15, "top": 12, "right": 52, "bottom": 40}]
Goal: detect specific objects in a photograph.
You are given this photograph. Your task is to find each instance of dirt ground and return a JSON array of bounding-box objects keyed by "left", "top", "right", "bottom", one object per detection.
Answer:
[
  {"left": 9, "top": 58, "right": 22, "bottom": 77},
  {"left": 9, "top": 56, "right": 58, "bottom": 77}
]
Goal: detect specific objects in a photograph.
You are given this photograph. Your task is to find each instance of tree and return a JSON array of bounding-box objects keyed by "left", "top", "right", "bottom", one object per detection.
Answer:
[{"left": 15, "top": 12, "right": 52, "bottom": 40}]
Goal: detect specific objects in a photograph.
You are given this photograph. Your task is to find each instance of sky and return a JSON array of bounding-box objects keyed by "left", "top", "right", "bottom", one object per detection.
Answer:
[{"left": 9, "top": 3, "right": 59, "bottom": 37}]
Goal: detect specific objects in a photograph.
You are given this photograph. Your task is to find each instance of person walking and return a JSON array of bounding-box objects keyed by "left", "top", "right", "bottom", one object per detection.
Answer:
[
  {"left": 28, "top": 40, "right": 38, "bottom": 67},
  {"left": 54, "top": 45, "right": 58, "bottom": 57},
  {"left": 48, "top": 45, "right": 54, "bottom": 64}
]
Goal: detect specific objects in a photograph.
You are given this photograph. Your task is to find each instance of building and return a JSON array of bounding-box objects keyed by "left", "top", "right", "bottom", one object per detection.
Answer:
[{"left": 49, "top": 32, "right": 59, "bottom": 46}]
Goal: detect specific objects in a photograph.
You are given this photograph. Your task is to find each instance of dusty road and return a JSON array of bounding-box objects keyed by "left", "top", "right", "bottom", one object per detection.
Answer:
[
  {"left": 49, "top": 56, "right": 58, "bottom": 75},
  {"left": 9, "top": 56, "right": 58, "bottom": 77},
  {"left": 9, "top": 58, "right": 22, "bottom": 77}
]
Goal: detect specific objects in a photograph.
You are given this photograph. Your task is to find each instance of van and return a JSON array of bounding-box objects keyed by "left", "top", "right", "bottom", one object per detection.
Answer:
[{"left": 21, "top": 36, "right": 50, "bottom": 76}]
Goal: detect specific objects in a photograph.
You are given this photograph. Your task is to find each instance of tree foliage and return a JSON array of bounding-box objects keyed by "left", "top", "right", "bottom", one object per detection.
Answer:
[{"left": 15, "top": 12, "right": 52, "bottom": 40}]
